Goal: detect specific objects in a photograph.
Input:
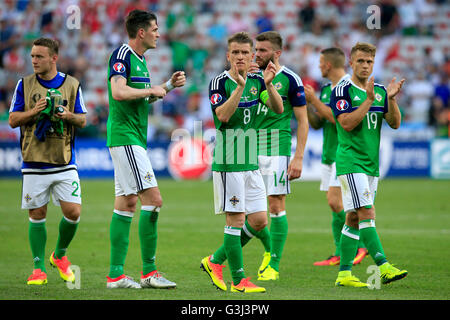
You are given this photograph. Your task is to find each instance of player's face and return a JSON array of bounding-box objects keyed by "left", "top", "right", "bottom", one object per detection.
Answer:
[
  {"left": 319, "top": 54, "right": 331, "bottom": 78},
  {"left": 30, "top": 45, "right": 56, "bottom": 76},
  {"left": 255, "top": 40, "right": 275, "bottom": 69},
  {"left": 142, "top": 20, "right": 159, "bottom": 49},
  {"left": 227, "top": 42, "right": 253, "bottom": 73},
  {"left": 350, "top": 50, "right": 374, "bottom": 80}
]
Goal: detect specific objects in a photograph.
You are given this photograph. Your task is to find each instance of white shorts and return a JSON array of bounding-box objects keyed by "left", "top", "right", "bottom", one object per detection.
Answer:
[
  {"left": 338, "top": 173, "right": 378, "bottom": 213},
  {"left": 109, "top": 145, "right": 158, "bottom": 196},
  {"left": 258, "top": 155, "right": 291, "bottom": 195},
  {"left": 22, "top": 167, "right": 82, "bottom": 209},
  {"left": 320, "top": 162, "right": 341, "bottom": 191},
  {"left": 212, "top": 170, "right": 267, "bottom": 215}
]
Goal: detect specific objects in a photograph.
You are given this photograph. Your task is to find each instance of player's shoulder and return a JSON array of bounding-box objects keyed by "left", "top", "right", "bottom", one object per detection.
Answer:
[
  {"left": 210, "top": 71, "right": 228, "bottom": 90},
  {"left": 280, "top": 66, "right": 303, "bottom": 86},
  {"left": 111, "top": 44, "right": 131, "bottom": 62},
  {"left": 333, "top": 79, "right": 352, "bottom": 97},
  {"left": 374, "top": 82, "right": 387, "bottom": 91},
  {"left": 321, "top": 81, "right": 332, "bottom": 90}
]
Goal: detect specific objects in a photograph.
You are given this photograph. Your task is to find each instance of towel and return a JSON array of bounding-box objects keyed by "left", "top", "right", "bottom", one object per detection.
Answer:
[{"left": 34, "top": 89, "right": 64, "bottom": 141}]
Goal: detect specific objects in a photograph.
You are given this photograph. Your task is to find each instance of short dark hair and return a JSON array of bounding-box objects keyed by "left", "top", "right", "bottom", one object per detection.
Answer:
[
  {"left": 255, "top": 31, "right": 283, "bottom": 50},
  {"left": 320, "top": 47, "right": 345, "bottom": 68},
  {"left": 227, "top": 32, "right": 253, "bottom": 49},
  {"left": 33, "top": 37, "right": 59, "bottom": 55},
  {"left": 350, "top": 42, "right": 376, "bottom": 58},
  {"left": 125, "top": 9, "right": 157, "bottom": 39}
]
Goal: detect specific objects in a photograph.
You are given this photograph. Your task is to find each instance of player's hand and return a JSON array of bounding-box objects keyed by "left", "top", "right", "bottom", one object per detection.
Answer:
[
  {"left": 149, "top": 85, "right": 167, "bottom": 98},
  {"left": 263, "top": 61, "right": 277, "bottom": 85},
  {"left": 33, "top": 98, "right": 47, "bottom": 115},
  {"left": 304, "top": 84, "right": 317, "bottom": 103},
  {"left": 287, "top": 157, "right": 302, "bottom": 180},
  {"left": 171, "top": 71, "right": 186, "bottom": 88},
  {"left": 387, "top": 77, "right": 405, "bottom": 99},
  {"left": 231, "top": 62, "right": 246, "bottom": 87},
  {"left": 248, "top": 62, "right": 260, "bottom": 74},
  {"left": 365, "top": 76, "right": 375, "bottom": 101},
  {"left": 53, "top": 105, "right": 70, "bottom": 120}
]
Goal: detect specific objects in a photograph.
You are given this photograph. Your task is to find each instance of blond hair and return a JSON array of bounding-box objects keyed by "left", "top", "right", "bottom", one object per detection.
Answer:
[{"left": 350, "top": 42, "right": 376, "bottom": 58}]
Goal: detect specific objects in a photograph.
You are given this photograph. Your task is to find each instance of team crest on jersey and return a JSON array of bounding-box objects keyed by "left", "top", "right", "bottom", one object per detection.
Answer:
[
  {"left": 250, "top": 86, "right": 258, "bottom": 95},
  {"left": 336, "top": 99, "right": 349, "bottom": 111},
  {"left": 375, "top": 93, "right": 382, "bottom": 102},
  {"left": 229, "top": 196, "right": 240, "bottom": 207},
  {"left": 210, "top": 93, "right": 222, "bottom": 105},
  {"left": 113, "top": 62, "right": 126, "bottom": 73},
  {"left": 274, "top": 82, "right": 282, "bottom": 90}
]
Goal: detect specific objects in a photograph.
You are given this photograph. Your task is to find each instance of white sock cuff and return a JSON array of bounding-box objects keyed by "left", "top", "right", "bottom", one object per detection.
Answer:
[
  {"left": 242, "top": 224, "right": 254, "bottom": 238},
  {"left": 224, "top": 226, "right": 241, "bottom": 236},
  {"left": 63, "top": 216, "right": 80, "bottom": 224},
  {"left": 359, "top": 219, "right": 376, "bottom": 229},
  {"left": 270, "top": 210, "right": 286, "bottom": 218},
  {"left": 114, "top": 209, "right": 134, "bottom": 218},
  {"left": 29, "top": 218, "right": 46, "bottom": 223},
  {"left": 141, "top": 205, "right": 161, "bottom": 213}
]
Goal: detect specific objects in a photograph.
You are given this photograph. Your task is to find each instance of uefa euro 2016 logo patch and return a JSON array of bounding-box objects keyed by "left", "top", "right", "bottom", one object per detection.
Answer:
[
  {"left": 113, "top": 62, "right": 126, "bottom": 73},
  {"left": 210, "top": 93, "right": 222, "bottom": 105},
  {"left": 336, "top": 99, "right": 349, "bottom": 111}
]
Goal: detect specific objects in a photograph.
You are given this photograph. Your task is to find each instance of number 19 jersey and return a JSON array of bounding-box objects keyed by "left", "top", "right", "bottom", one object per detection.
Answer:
[
  {"left": 209, "top": 71, "right": 267, "bottom": 172},
  {"left": 330, "top": 79, "right": 388, "bottom": 177}
]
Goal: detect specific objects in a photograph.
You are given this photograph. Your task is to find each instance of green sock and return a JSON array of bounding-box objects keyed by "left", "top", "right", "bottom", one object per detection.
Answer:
[
  {"left": 109, "top": 212, "right": 132, "bottom": 278},
  {"left": 339, "top": 224, "right": 360, "bottom": 271},
  {"left": 211, "top": 220, "right": 268, "bottom": 265},
  {"left": 55, "top": 216, "right": 79, "bottom": 259},
  {"left": 269, "top": 211, "right": 288, "bottom": 271},
  {"left": 254, "top": 226, "right": 271, "bottom": 253},
  {"left": 332, "top": 210, "right": 345, "bottom": 256},
  {"left": 29, "top": 218, "right": 47, "bottom": 272},
  {"left": 359, "top": 219, "right": 387, "bottom": 266},
  {"left": 224, "top": 226, "right": 245, "bottom": 285},
  {"left": 139, "top": 209, "right": 159, "bottom": 275}
]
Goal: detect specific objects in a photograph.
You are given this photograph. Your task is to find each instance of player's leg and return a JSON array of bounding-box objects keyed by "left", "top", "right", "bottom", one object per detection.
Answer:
[
  {"left": 357, "top": 177, "right": 407, "bottom": 284},
  {"left": 334, "top": 174, "right": 368, "bottom": 287},
  {"left": 27, "top": 206, "right": 48, "bottom": 285},
  {"left": 22, "top": 173, "right": 51, "bottom": 285},
  {"left": 106, "top": 146, "right": 140, "bottom": 288}
]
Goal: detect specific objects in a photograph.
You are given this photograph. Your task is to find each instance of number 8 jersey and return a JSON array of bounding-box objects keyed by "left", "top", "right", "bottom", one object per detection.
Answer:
[
  {"left": 209, "top": 71, "right": 268, "bottom": 172},
  {"left": 330, "top": 79, "right": 388, "bottom": 177}
]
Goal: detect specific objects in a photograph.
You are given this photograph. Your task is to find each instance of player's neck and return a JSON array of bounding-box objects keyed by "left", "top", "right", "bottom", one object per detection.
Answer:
[
  {"left": 36, "top": 67, "right": 57, "bottom": 81},
  {"left": 329, "top": 69, "right": 346, "bottom": 86},
  {"left": 128, "top": 40, "right": 147, "bottom": 57},
  {"left": 351, "top": 74, "right": 368, "bottom": 89}
]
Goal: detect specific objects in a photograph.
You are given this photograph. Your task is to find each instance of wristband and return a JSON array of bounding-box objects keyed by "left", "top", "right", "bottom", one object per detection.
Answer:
[{"left": 165, "top": 80, "right": 174, "bottom": 90}]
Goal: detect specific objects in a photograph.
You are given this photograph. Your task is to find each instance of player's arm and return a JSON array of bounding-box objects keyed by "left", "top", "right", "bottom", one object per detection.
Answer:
[
  {"left": 262, "top": 61, "right": 283, "bottom": 114},
  {"left": 384, "top": 77, "right": 405, "bottom": 129},
  {"left": 54, "top": 86, "right": 87, "bottom": 128},
  {"left": 306, "top": 105, "right": 324, "bottom": 129},
  {"left": 334, "top": 77, "right": 374, "bottom": 132},
  {"left": 110, "top": 75, "right": 165, "bottom": 101},
  {"left": 215, "top": 85, "right": 244, "bottom": 123},
  {"left": 304, "top": 84, "right": 335, "bottom": 124},
  {"left": 288, "top": 106, "right": 308, "bottom": 180},
  {"left": 9, "top": 80, "right": 46, "bottom": 128},
  {"left": 148, "top": 71, "right": 186, "bottom": 104},
  {"left": 214, "top": 63, "right": 246, "bottom": 123}
]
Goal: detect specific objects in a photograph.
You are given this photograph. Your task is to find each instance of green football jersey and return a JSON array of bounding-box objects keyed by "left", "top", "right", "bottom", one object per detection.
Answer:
[
  {"left": 320, "top": 74, "right": 351, "bottom": 164},
  {"left": 331, "top": 79, "right": 389, "bottom": 177},
  {"left": 209, "top": 71, "right": 268, "bottom": 172},
  {"left": 253, "top": 66, "right": 306, "bottom": 156},
  {"left": 107, "top": 44, "right": 152, "bottom": 149}
]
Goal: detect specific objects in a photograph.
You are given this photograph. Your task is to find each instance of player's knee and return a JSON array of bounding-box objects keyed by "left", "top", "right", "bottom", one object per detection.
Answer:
[
  {"left": 250, "top": 218, "right": 267, "bottom": 232},
  {"left": 29, "top": 207, "right": 47, "bottom": 220},
  {"left": 345, "top": 211, "right": 359, "bottom": 228}
]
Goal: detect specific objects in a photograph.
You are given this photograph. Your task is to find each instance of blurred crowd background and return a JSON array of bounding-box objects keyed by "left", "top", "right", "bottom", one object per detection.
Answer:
[{"left": 0, "top": 0, "right": 449, "bottom": 141}]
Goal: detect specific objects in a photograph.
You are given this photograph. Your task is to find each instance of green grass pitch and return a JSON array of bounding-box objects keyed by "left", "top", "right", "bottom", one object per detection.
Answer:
[{"left": 0, "top": 178, "right": 449, "bottom": 300}]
